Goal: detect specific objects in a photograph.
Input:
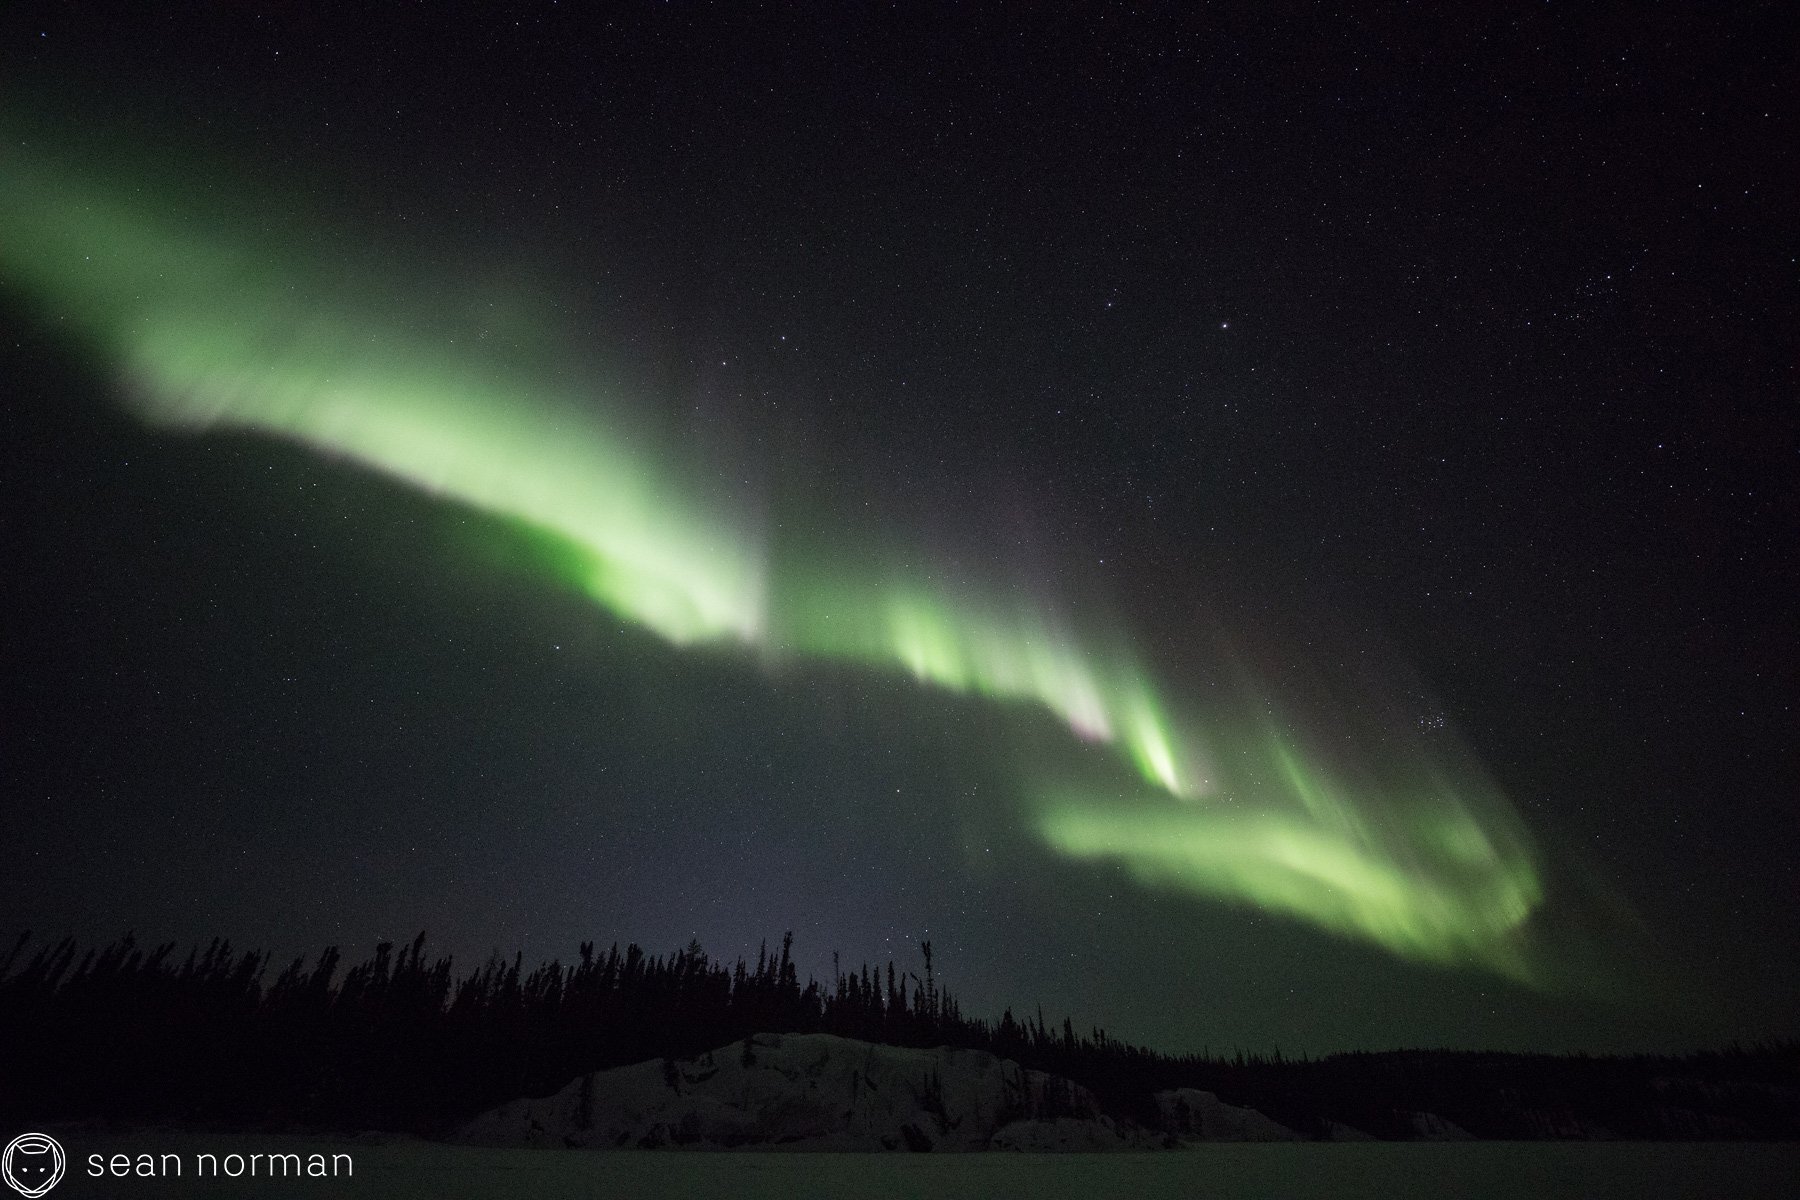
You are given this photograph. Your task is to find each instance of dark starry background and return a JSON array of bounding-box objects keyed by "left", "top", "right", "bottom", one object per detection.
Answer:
[{"left": 2, "top": 2, "right": 1793, "bottom": 1055}]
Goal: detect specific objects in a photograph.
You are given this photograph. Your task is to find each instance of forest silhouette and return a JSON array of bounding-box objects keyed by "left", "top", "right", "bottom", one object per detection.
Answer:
[{"left": 1, "top": 931, "right": 1793, "bottom": 1140}]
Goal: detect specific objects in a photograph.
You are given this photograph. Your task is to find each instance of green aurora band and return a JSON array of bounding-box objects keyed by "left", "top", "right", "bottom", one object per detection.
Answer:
[{"left": 0, "top": 140, "right": 1545, "bottom": 979}]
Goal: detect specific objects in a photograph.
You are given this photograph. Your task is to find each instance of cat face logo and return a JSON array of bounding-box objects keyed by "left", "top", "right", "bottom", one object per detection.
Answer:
[{"left": 1, "top": 1134, "right": 65, "bottom": 1198}]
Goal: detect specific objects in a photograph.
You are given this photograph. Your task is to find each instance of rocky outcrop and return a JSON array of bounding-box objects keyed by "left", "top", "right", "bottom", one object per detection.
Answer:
[
  {"left": 1154, "top": 1088, "right": 1302, "bottom": 1142},
  {"left": 1404, "top": 1110, "right": 1473, "bottom": 1140},
  {"left": 458, "top": 1033, "right": 1146, "bottom": 1151},
  {"left": 990, "top": 1117, "right": 1144, "bottom": 1151},
  {"left": 1321, "top": 1119, "right": 1379, "bottom": 1141}
]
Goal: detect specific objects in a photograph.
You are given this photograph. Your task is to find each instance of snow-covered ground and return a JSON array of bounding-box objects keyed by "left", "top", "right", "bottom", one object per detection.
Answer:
[{"left": 38, "top": 1132, "right": 1800, "bottom": 1199}]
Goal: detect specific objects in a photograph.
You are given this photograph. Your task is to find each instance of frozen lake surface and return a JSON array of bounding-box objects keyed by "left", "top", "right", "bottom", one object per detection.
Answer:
[{"left": 51, "top": 1132, "right": 1800, "bottom": 1198}]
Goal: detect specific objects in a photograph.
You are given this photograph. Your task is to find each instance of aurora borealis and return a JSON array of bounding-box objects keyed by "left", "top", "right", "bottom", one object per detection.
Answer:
[
  {"left": 4, "top": 2, "right": 1793, "bottom": 1058},
  {"left": 1, "top": 137, "right": 1547, "bottom": 977}
]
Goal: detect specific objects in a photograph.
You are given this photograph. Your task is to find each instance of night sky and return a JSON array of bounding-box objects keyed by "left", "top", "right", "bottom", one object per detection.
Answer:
[{"left": 3, "top": 3, "right": 1793, "bottom": 1058}]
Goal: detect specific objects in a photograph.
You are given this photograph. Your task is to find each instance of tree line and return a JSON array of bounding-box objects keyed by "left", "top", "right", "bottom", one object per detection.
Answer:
[
  {"left": 1, "top": 930, "right": 1794, "bottom": 1138},
  {"left": 0, "top": 929, "right": 991, "bottom": 1128}
]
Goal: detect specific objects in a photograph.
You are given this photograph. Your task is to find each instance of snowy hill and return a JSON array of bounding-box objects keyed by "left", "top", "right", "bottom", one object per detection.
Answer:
[{"left": 458, "top": 1032, "right": 1301, "bottom": 1150}]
